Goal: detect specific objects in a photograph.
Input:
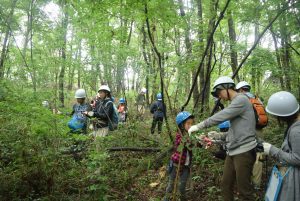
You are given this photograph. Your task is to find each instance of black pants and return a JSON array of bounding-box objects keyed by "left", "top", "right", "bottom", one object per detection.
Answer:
[{"left": 151, "top": 117, "right": 163, "bottom": 134}]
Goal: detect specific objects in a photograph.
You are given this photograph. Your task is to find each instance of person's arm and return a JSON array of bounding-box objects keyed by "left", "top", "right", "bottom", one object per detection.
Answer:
[
  {"left": 70, "top": 105, "right": 75, "bottom": 116},
  {"left": 150, "top": 103, "right": 156, "bottom": 114},
  {"left": 203, "top": 96, "right": 247, "bottom": 127},
  {"left": 269, "top": 128, "right": 300, "bottom": 166}
]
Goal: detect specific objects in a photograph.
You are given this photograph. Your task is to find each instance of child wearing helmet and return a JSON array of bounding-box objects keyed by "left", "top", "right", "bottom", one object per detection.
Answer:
[
  {"left": 68, "top": 89, "right": 91, "bottom": 134},
  {"left": 83, "top": 85, "right": 114, "bottom": 137},
  {"left": 262, "top": 91, "right": 300, "bottom": 201},
  {"left": 150, "top": 93, "right": 166, "bottom": 134},
  {"left": 164, "top": 111, "right": 195, "bottom": 201},
  {"left": 117, "top": 98, "right": 127, "bottom": 123}
]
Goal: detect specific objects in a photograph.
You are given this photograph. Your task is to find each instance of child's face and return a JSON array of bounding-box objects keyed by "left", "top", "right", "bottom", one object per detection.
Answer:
[
  {"left": 98, "top": 91, "right": 106, "bottom": 99},
  {"left": 183, "top": 118, "right": 194, "bottom": 131},
  {"left": 77, "top": 98, "right": 85, "bottom": 104}
]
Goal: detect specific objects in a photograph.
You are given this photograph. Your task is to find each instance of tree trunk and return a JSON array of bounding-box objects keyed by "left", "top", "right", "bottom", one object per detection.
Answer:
[
  {"left": 58, "top": 1, "right": 68, "bottom": 107},
  {"left": 0, "top": 0, "right": 17, "bottom": 78},
  {"left": 270, "top": 30, "right": 284, "bottom": 90},
  {"left": 227, "top": 10, "right": 239, "bottom": 82},
  {"left": 196, "top": 0, "right": 205, "bottom": 115},
  {"left": 201, "top": 0, "right": 217, "bottom": 113},
  {"left": 279, "top": 7, "right": 291, "bottom": 91}
]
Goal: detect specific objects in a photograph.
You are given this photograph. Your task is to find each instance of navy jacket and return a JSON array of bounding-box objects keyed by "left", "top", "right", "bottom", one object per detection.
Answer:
[
  {"left": 93, "top": 98, "right": 114, "bottom": 128},
  {"left": 150, "top": 100, "right": 166, "bottom": 119}
]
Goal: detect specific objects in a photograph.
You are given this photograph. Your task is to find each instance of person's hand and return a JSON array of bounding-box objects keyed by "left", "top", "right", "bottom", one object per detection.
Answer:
[
  {"left": 188, "top": 125, "right": 200, "bottom": 135},
  {"left": 207, "top": 131, "right": 224, "bottom": 140},
  {"left": 262, "top": 142, "right": 272, "bottom": 155}
]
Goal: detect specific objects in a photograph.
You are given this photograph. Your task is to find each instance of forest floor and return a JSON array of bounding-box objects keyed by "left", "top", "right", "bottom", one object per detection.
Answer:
[{"left": 101, "top": 109, "right": 269, "bottom": 201}]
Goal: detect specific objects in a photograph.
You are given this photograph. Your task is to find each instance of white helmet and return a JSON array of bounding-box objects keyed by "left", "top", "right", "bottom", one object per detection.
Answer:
[
  {"left": 141, "top": 88, "right": 147, "bottom": 93},
  {"left": 266, "top": 91, "right": 299, "bottom": 117},
  {"left": 98, "top": 85, "right": 111, "bottom": 93},
  {"left": 236, "top": 81, "right": 251, "bottom": 90},
  {"left": 42, "top": 100, "right": 49, "bottom": 107},
  {"left": 211, "top": 76, "right": 235, "bottom": 97},
  {"left": 75, "top": 89, "right": 86, "bottom": 98}
]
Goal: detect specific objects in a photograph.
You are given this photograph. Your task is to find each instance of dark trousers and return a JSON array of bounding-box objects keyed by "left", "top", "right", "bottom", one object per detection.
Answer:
[
  {"left": 221, "top": 150, "right": 256, "bottom": 201},
  {"left": 151, "top": 117, "right": 163, "bottom": 134}
]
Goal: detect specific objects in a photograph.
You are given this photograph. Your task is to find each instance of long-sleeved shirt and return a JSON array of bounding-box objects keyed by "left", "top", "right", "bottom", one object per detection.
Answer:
[
  {"left": 269, "top": 120, "right": 300, "bottom": 201},
  {"left": 171, "top": 131, "right": 192, "bottom": 166},
  {"left": 150, "top": 100, "right": 166, "bottom": 119},
  {"left": 93, "top": 98, "right": 114, "bottom": 128},
  {"left": 201, "top": 93, "right": 257, "bottom": 155}
]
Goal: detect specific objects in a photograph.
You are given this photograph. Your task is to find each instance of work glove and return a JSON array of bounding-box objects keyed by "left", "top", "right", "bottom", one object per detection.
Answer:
[
  {"left": 262, "top": 142, "right": 272, "bottom": 155},
  {"left": 85, "top": 111, "right": 94, "bottom": 117},
  {"left": 188, "top": 122, "right": 205, "bottom": 136}
]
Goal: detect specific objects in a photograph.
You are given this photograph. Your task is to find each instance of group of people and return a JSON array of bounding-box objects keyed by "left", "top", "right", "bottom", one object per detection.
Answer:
[
  {"left": 65, "top": 85, "right": 128, "bottom": 137},
  {"left": 66, "top": 85, "right": 167, "bottom": 137},
  {"left": 42, "top": 78, "right": 299, "bottom": 201},
  {"left": 165, "top": 76, "right": 299, "bottom": 201}
]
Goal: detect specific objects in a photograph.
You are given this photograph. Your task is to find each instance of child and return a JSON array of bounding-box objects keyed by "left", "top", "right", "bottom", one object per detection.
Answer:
[
  {"left": 164, "top": 111, "right": 195, "bottom": 201},
  {"left": 84, "top": 85, "right": 114, "bottom": 137},
  {"left": 68, "top": 89, "right": 91, "bottom": 134},
  {"left": 117, "top": 98, "right": 127, "bottom": 123}
]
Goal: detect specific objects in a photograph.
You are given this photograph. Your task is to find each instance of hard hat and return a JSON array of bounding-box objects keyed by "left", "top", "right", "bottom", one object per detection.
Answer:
[
  {"left": 266, "top": 91, "right": 299, "bottom": 117},
  {"left": 236, "top": 81, "right": 251, "bottom": 90},
  {"left": 98, "top": 85, "right": 111, "bottom": 93},
  {"left": 119, "top": 98, "right": 125, "bottom": 104},
  {"left": 42, "top": 100, "right": 49, "bottom": 107},
  {"left": 75, "top": 89, "right": 86, "bottom": 98},
  {"left": 218, "top": 120, "right": 230, "bottom": 129},
  {"left": 141, "top": 88, "right": 147, "bottom": 93},
  {"left": 176, "top": 111, "right": 194, "bottom": 126},
  {"left": 156, "top": 93, "right": 162, "bottom": 100},
  {"left": 211, "top": 76, "right": 235, "bottom": 97}
]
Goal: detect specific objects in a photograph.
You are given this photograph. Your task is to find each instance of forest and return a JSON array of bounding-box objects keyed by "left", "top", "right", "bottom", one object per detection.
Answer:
[{"left": 0, "top": 0, "right": 299, "bottom": 200}]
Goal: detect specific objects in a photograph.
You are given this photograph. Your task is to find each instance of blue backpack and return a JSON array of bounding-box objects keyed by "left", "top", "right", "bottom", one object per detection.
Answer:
[{"left": 105, "top": 101, "right": 119, "bottom": 131}]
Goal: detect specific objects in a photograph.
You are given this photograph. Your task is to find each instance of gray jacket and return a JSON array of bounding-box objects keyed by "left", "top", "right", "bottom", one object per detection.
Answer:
[
  {"left": 202, "top": 93, "right": 256, "bottom": 154},
  {"left": 269, "top": 120, "right": 300, "bottom": 201}
]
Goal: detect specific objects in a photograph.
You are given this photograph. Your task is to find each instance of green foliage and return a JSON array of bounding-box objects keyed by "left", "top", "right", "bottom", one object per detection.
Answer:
[{"left": 0, "top": 81, "right": 108, "bottom": 200}]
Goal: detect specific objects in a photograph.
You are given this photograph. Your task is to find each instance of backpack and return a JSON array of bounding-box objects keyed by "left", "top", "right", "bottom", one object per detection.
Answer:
[
  {"left": 246, "top": 94, "right": 268, "bottom": 129},
  {"left": 105, "top": 101, "right": 119, "bottom": 131}
]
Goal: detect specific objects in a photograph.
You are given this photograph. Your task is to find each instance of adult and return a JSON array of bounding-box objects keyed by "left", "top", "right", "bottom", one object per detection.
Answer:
[
  {"left": 189, "top": 76, "right": 257, "bottom": 201},
  {"left": 150, "top": 93, "right": 166, "bottom": 134},
  {"left": 263, "top": 91, "right": 300, "bottom": 201},
  {"left": 136, "top": 88, "right": 146, "bottom": 116}
]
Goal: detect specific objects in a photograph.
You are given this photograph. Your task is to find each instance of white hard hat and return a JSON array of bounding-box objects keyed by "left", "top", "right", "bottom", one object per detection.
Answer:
[
  {"left": 211, "top": 76, "right": 235, "bottom": 97},
  {"left": 236, "top": 81, "right": 251, "bottom": 90},
  {"left": 266, "top": 91, "right": 299, "bottom": 117},
  {"left": 75, "top": 89, "right": 86, "bottom": 98},
  {"left": 42, "top": 100, "right": 49, "bottom": 107},
  {"left": 98, "top": 85, "right": 111, "bottom": 93}
]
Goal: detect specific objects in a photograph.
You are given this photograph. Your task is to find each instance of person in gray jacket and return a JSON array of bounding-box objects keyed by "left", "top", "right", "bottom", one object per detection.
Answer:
[
  {"left": 262, "top": 91, "right": 300, "bottom": 201},
  {"left": 188, "top": 76, "right": 257, "bottom": 201}
]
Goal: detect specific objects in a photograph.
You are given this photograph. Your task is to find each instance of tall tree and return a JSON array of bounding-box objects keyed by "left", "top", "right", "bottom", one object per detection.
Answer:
[
  {"left": 58, "top": 0, "right": 68, "bottom": 107},
  {"left": 0, "top": 0, "right": 17, "bottom": 78}
]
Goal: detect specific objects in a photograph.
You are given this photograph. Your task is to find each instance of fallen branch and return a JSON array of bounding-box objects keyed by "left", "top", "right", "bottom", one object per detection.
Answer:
[{"left": 107, "top": 147, "right": 161, "bottom": 152}]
